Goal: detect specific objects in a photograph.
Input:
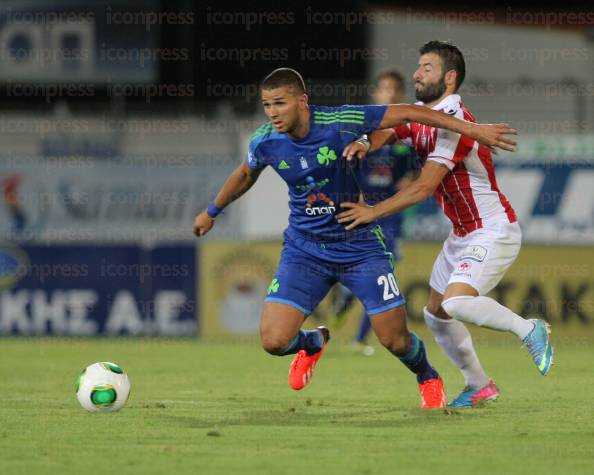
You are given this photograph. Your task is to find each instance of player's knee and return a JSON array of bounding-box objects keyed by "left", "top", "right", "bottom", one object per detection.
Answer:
[
  {"left": 378, "top": 331, "right": 409, "bottom": 356},
  {"left": 425, "top": 303, "right": 449, "bottom": 320},
  {"left": 261, "top": 340, "right": 287, "bottom": 356},
  {"left": 261, "top": 334, "right": 291, "bottom": 356},
  {"left": 425, "top": 300, "right": 441, "bottom": 316},
  {"left": 441, "top": 296, "right": 476, "bottom": 322}
]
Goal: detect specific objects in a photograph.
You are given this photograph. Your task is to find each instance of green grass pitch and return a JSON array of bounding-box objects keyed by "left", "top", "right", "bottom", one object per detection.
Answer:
[{"left": 1, "top": 327, "right": 593, "bottom": 475}]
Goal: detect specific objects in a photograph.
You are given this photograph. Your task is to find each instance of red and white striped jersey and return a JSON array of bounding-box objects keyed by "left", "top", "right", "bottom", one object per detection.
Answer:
[{"left": 393, "top": 94, "right": 517, "bottom": 237}]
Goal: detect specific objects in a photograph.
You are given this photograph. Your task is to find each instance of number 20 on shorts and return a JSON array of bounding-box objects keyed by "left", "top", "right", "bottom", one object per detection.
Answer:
[{"left": 377, "top": 273, "right": 400, "bottom": 300}]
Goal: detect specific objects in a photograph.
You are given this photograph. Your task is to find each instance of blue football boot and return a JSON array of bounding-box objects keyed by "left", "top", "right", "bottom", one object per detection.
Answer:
[{"left": 522, "top": 319, "right": 553, "bottom": 376}]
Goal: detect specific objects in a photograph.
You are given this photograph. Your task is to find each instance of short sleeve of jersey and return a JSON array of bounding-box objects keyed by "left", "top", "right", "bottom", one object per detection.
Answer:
[
  {"left": 245, "top": 137, "right": 267, "bottom": 171},
  {"left": 314, "top": 105, "right": 387, "bottom": 136},
  {"left": 392, "top": 124, "right": 413, "bottom": 146},
  {"left": 427, "top": 128, "right": 470, "bottom": 171}
]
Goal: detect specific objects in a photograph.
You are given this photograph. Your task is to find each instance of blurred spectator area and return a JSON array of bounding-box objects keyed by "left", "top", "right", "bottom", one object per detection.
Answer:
[
  {"left": 0, "top": 1, "right": 592, "bottom": 132},
  {"left": 1, "top": 1, "right": 593, "bottom": 245}
]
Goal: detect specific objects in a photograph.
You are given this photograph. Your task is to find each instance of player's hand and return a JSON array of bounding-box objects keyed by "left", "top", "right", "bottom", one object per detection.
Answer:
[
  {"left": 470, "top": 123, "right": 518, "bottom": 153},
  {"left": 192, "top": 210, "right": 214, "bottom": 237},
  {"left": 342, "top": 141, "right": 369, "bottom": 161},
  {"left": 336, "top": 202, "right": 377, "bottom": 231}
]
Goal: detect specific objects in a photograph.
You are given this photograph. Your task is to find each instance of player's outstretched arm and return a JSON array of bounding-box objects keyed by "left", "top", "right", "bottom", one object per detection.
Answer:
[
  {"left": 193, "top": 161, "right": 261, "bottom": 237},
  {"left": 343, "top": 129, "right": 394, "bottom": 161},
  {"left": 379, "top": 104, "right": 518, "bottom": 152},
  {"left": 336, "top": 161, "right": 448, "bottom": 230}
]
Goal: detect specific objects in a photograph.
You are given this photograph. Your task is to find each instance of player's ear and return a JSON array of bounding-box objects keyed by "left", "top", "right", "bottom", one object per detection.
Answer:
[
  {"left": 299, "top": 93, "right": 309, "bottom": 110},
  {"left": 444, "top": 70, "right": 457, "bottom": 90}
]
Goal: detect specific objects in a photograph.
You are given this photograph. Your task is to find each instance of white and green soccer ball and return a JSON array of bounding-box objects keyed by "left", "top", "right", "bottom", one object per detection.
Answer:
[{"left": 75, "top": 362, "right": 131, "bottom": 413}]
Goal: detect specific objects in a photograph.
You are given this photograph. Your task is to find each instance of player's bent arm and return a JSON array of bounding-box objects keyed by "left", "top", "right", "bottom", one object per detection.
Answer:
[
  {"left": 336, "top": 161, "right": 449, "bottom": 231},
  {"left": 192, "top": 162, "right": 261, "bottom": 237},
  {"left": 373, "top": 161, "right": 448, "bottom": 219},
  {"left": 212, "top": 161, "right": 262, "bottom": 208},
  {"left": 378, "top": 104, "right": 518, "bottom": 152}
]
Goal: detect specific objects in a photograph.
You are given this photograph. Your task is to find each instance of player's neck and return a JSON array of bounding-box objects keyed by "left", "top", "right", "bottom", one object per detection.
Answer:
[
  {"left": 287, "top": 111, "right": 311, "bottom": 140},
  {"left": 424, "top": 91, "right": 454, "bottom": 109}
]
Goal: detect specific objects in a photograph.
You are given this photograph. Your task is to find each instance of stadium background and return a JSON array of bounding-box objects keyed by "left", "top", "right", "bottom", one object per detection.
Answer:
[
  {"left": 0, "top": 0, "right": 591, "bottom": 338},
  {"left": 0, "top": 2, "right": 593, "bottom": 473}
]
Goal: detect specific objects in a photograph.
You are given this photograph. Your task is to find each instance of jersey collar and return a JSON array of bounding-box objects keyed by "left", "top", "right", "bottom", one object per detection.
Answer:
[{"left": 416, "top": 94, "right": 461, "bottom": 112}]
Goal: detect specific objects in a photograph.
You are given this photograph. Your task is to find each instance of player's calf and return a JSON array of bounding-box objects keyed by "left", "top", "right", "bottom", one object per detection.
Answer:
[
  {"left": 397, "top": 332, "right": 438, "bottom": 383},
  {"left": 375, "top": 329, "right": 410, "bottom": 356},
  {"left": 441, "top": 295, "right": 554, "bottom": 375},
  {"left": 441, "top": 295, "right": 534, "bottom": 339},
  {"left": 371, "top": 308, "right": 446, "bottom": 408},
  {"left": 398, "top": 333, "right": 446, "bottom": 409}
]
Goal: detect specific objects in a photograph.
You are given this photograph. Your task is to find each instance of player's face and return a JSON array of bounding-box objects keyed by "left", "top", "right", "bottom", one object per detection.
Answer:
[
  {"left": 413, "top": 53, "right": 447, "bottom": 103},
  {"left": 261, "top": 86, "right": 306, "bottom": 134},
  {"left": 372, "top": 78, "right": 403, "bottom": 104}
]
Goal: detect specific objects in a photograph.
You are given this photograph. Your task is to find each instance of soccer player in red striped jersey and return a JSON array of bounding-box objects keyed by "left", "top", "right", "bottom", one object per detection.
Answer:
[{"left": 338, "top": 41, "right": 553, "bottom": 407}]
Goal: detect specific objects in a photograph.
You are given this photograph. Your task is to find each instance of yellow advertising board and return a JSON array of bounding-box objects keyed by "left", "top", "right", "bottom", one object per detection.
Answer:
[
  {"left": 200, "top": 240, "right": 365, "bottom": 338},
  {"left": 200, "top": 241, "right": 594, "bottom": 338},
  {"left": 395, "top": 243, "right": 594, "bottom": 327}
]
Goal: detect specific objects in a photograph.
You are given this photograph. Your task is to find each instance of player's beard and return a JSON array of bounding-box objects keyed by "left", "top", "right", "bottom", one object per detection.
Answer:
[
  {"left": 415, "top": 75, "right": 447, "bottom": 103},
  {"left": 284, "top": 116, "right": 302, "bottom": 136}
]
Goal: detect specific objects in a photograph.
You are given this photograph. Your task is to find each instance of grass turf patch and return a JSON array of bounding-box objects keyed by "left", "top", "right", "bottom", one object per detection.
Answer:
[{"left": 1, "top": 331, "right": 593, "bottom": 475}]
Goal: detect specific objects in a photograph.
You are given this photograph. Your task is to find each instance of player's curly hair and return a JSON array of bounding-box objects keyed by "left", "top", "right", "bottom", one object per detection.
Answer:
[
  {"left": 261, "top": 68, "right": 306, "bottom": 94},
  {"left": 419, "top": 40, "right": 466, "bottom": 91}
]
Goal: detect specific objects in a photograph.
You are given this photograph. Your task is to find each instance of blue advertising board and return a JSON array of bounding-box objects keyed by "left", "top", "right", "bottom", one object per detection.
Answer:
[
  {"left": 0, "top": 242, "right": 197, "bottom": 336},
  {"left": 404, "top": 160, "right": 594, "bottom": 244}
]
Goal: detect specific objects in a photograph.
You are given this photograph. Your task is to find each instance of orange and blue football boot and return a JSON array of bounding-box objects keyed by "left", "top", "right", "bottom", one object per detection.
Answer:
[{"left": 288, "top": 326, "right": 330, "bottom": 390}]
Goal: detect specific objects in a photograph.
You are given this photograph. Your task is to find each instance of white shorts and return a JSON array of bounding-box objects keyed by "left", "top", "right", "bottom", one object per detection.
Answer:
[{"left": 429, "top": 221, "right": 522, "bottom": 296}]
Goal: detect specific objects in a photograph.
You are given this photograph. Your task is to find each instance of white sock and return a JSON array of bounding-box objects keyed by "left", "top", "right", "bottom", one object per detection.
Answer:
[
  {"left": 424, "top": 307, "right": 490, "bottom": 389},
  {"left": 441, "top": 295, "right": 535, "bottom": 340}
]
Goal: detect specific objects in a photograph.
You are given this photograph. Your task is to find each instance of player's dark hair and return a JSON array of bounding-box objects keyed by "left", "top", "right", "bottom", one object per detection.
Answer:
[
  {"left": 261, "top": 68, "right": 306, "bottom": 94},
  {"left": 375, "top": 70, "right": 405, "bottom": 92},
  {"left": 419, "top": 41, "right": 466, "bottom": 91}
]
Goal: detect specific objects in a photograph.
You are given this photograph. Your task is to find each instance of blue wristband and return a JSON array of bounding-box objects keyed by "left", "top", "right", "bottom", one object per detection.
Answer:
[{"left": 207, "top": 203, "right": 223, "bottom": 218}]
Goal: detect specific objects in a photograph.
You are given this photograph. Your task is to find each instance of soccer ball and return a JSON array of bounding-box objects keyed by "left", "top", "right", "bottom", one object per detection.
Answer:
[{"left": 75, "top": 362, "right": 131, "bottom": 413}]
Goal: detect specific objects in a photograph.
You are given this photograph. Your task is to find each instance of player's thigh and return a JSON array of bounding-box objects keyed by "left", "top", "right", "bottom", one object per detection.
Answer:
[
  {"left": 260, "top": 301, "right": 306, "bottom": 348},
  {"left": 429, "top": 249, "right": 453, "bottom": 297},
  {"left": 264, "top": 246, "right": 334, "bottom": 318},
  {"left": 339, "top": 254, "right": 405, "bottom": 318},
  {"left": 448, "top": 223, "right": 522, "bottom": 295},
  {"left": 475, "top": 222, "right": 522, "bottom": 294}
]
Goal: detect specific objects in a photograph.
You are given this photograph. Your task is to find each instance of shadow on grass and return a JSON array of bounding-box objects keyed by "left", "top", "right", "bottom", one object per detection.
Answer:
[{"left": 153, "top": 404, "right": 492, "bottom": 430}]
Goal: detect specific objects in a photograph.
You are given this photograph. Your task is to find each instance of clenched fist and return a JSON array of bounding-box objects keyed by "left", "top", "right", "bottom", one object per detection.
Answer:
[{"left": 192, "top": 210, "right": 214, "bottom": 237}]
